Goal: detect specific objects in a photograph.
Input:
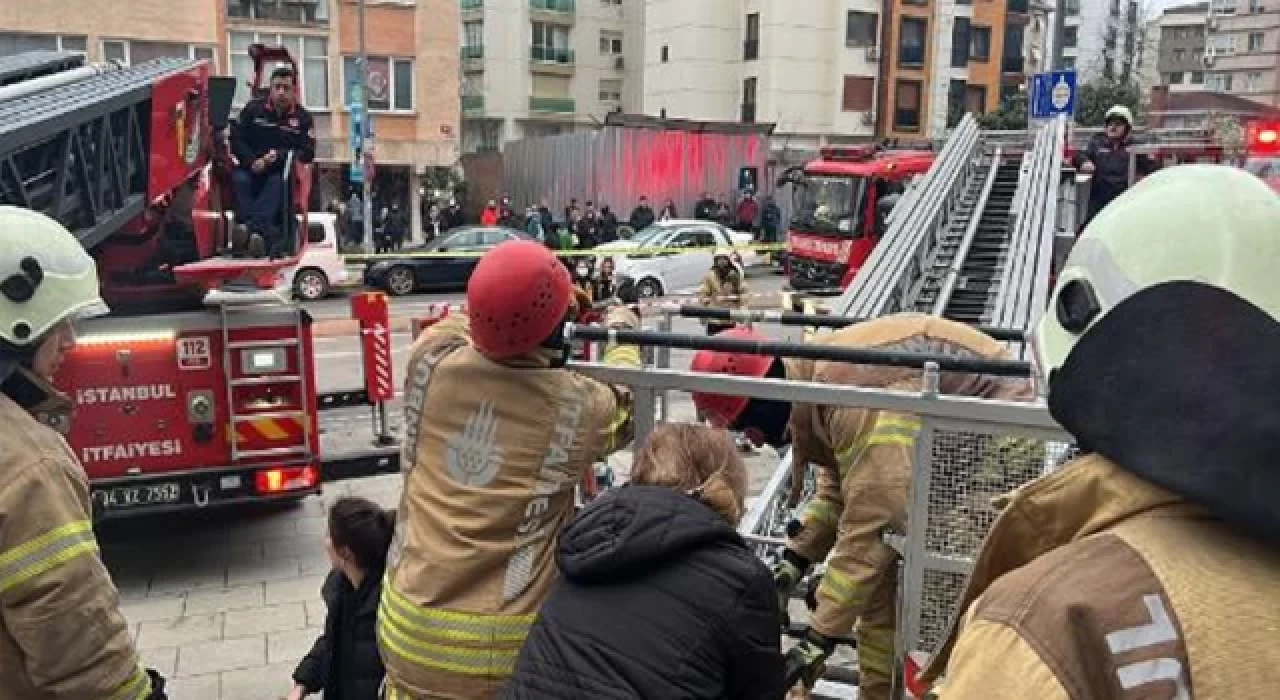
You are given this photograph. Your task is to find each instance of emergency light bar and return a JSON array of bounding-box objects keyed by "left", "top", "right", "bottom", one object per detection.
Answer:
[
  {"left": 1246, "top": 120, "right": 1279, "bottom": 154},
  {"left": 819, "top": 145, "right": 879, "bottom": 163}
]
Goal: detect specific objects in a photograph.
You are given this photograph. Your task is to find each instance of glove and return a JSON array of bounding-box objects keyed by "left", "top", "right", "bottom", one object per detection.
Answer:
[
  {"left": 146, "top": 668, "right": 169, "bottom": 700},
  {"left": 784, "top": 630, "right": 835, "bottom": 690},
  {"left": 773, "top": 556, "right": 805, "bottom": 628}
]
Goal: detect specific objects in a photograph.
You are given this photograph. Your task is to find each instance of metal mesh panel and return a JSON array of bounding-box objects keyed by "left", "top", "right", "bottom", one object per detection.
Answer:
[{"left": 918, "top": 569, "right": 967, "bottom": 653}]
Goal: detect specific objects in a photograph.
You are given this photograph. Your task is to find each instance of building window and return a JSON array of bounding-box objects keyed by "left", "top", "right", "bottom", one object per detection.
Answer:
[
  {"left": 661, "top": 45, "right": 669, "bottom": 62},
  {"left": 1062, "top": 56, "right": 1076, "bottom": 69},
  {"left": 951, "top": 18, "right": 971, "bottom": 67},
  {"left": 1168, "top": 71, "right": 1184, "bottom": 83},
  {"left": 0, "top": 32, "right": 87, "bottom": 57},
  {"left": 898, "top": 17, "right": 927, "bottom": 66},
  {"left": 102, "top": 39, "right": 218, "bottom": 70},
  {"left": 965, "top": 84, "right": 986, "bottom": 113},
  {"left": 1207, "top": 72, "right": 1233, "bottom": 91},
  {"left": 532, "top": 22, "right": 571, "bottom": 53},
  {"left": 1191, "top": 70, "right": 1204, "bottom": 84},
  {"left": 1173, "top": 48, "right": 1186, "bottom": 62},
  {"left": 1245, "top": 71, "right": 1262, "bottom": 91},
  {"left": 894, "top": 80, "right": 922, "bottom": 131},
  {"left": 1248, "top": 32, "right": 1265, "bottom": 51},
  {"left": 227, "top": 0, "right": 329, "bottom": 23},
  {"left": 600, "top": 32, "right": 623, "bottom": 54},
  {"left": 601, "top": 0, "right": 622, "bottom": 4},
  {"left": 1063, "top": 26, "right": 1077, "bottom": 48},
  {"left": 598, "top": 78, "right": 622, "bottom": 102},
  {"left": 343, "top": 56, "right": 413, "bottom": 111},
  {"left": 970, "top": 26, "right": 991, "bottom": 62},
  {"left": 1193, "top": 47, "right": 1204, "bottom": 61},
  {"left": 1209, "top": 0, "right": 1238, "bottom": 14},
  {"left": 1065, "top": 0, "right": 1080, "bottom": 15},
  {"left": 846, "top": 11, "right": 878, "bottom": 47},
  {"left": 744, "top": 13, "right": 760, "bottom": 61},
  {"left": 842, "top": 75, "right": 875, "bottom": 111},
  {"left": 229, "top": 32, "right": 327, "bottom": 108},
  {"left": 464, "top": 21, "right": 484, "bottom": 48},
  {"left": 947, "top": 79, "right": 966, "bottom": 126},
  {"left": 1110, "top": 0, "right": 1120, "bottom": 15},
  {"left": 741, "top": 76, "right": 757, "bottom": 123}
]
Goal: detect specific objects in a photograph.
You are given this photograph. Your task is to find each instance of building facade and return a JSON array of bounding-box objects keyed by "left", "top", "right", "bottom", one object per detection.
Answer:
[
  {"left": 1157, "top": 3, "right": 1210, "bottom": 94},
  {"left": 1059, "top": 0, "right": 1141, "bottom": 83},
  {"left": 1205, "top": 0, "right": 1280, "bottom": 107},
  {"left": 458, "top": 0, "right": 641, "bottom": 153}
]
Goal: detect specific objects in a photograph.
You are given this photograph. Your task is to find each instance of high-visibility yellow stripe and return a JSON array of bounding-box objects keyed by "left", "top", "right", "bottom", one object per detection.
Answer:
[
  {"left": 254, "top": 418, "right": 291, "bottom": 441},
  {"left": 602, "top": 344, "right": 642, "bottom": 368},
  {"left": 382, "top": 580, "right": 536, "bottom": 629},
  {"left": 0, "top": 521, "right": 99, "bottom": 594},
  {"left": 837, "top": 415, "right": 923, "bottom": 478},
  {"left": 803, "top": 498, "right": 839, "bottom": 529},
  {"left": 109, "top": 666, "right": 151, "bottom": 700},
  {"left": 378, "top": 618, "right": 520, "bottom": 678},
  {"left": 380, "top": 586, "right": 531, "bottom": 644},
  {"left": 817, "top": 568, "right": 870, "bottom": 609}
]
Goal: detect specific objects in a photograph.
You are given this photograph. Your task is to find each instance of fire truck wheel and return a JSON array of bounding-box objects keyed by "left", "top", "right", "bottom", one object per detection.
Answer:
[
  {"left": 635, "top": 277, "right": 663, "bottom": 299},
  {"left": 293, "top": 268, "right": 330, "bottom": 301},
  {"left": 385, "top": 266, "right": 416, "bottom": 296}
]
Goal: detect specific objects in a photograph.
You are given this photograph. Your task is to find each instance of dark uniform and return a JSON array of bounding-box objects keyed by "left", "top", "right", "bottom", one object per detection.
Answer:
[
  {"left": 1074, "top": 132, "right": 1158, "bottom": 230},
  {"left": 231, "top": 98, "right": 316, "bottom": 254}
]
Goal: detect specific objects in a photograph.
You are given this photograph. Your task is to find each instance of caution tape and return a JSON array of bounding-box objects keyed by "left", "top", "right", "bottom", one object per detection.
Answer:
[{"left": 340, "top": 242, "right": 787, "bottom": 262}]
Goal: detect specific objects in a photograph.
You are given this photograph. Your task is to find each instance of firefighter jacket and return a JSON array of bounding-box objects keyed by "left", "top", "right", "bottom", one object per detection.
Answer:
[
  {"left": 0, "top": 371, "right": 153, "bottom": 700},
  {"left": 781, "top": 314, "right": 1036, "bottom": 640},
  {"left": 926, "top": 454, "right": 1280, "bottom": 699},
  {"left": 379, "top": 307, "right": 643, "bottom": 700},
  {"left": 698, "top": 268, "right": 749, "bottom": 310}
]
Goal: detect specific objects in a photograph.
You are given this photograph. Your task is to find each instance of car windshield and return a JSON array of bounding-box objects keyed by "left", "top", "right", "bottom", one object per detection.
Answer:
[
  {"left": 628, "top": 225, "right": 672, "bottom": 247},
  {"left": 791, "top": 175, "right": 868, "bottom": 237}
]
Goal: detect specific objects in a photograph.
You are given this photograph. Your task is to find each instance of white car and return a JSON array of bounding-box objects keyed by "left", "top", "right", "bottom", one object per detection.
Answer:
[
  {"left": 284, "top": 212, "right": 350, "bottom": 301},
  {"left": 593, "top": 219, "right": 757, "bottom": 298}
]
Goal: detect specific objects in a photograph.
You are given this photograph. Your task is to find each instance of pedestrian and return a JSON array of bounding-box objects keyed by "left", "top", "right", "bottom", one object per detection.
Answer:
[
  {"left": 503, "top": 424, "right": 786, "bottom": 699},
  {"left": 387, "top": 203, "right": 407, "bottom": 251},
  {"left": 0, "top": 207, "right": 168, "bottom": 699},
  {"left": 735, "top": 190, "right": 760, "bottom": 234},
  {"left": 689, "top": 316, "right": 1038, "bottom": 699},
  {"left": 346, "top": 191, "right": 365, "bottom": 247},
  {"left": 424, "top": 202, "right": 443, "bottom": 243},
  {"left": 524, "top": 205, "right": 545, "bottom": 242},
  {"left": 480, "top": 200, "right": 500, "bottom": 226},
  {"left": 628, "top": 195, "right": 655, "bottom": 231},
  {"left": 378, "top": 241, "right": 643, "bottom": 699},
  {"left": 599, "top": 205, "right": 619, "bottom": 242},
  {"left": 289, "top": 498, "right": 394, "bottom": 700},
  {"left": 694, "top": 192, "right": 717, "bottom": 220},
  {"left": 660, "top": 199, "right": 678, "bottom": 221},
  {"left": 924, "top": 166, "right": 1280, "bottom": 698},
  {"left": 761, "top": 195, "right": 782, "bottom": 243}
]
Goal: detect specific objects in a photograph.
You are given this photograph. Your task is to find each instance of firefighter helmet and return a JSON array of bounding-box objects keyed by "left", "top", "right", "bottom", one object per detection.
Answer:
[
  {"left": 1034, "top": 164, "right": 1280, "bottom": 378},
  {"left": 1104, "top": 105, "right": 1134, "bottom": 127},
  {"left": 0, "top": 206, "right": 108, "bottom": 348},
  {"left": 690, "top": 327, "right": 774, "bottom": 428},
  {"left": 467, "top": 239, "right": 574, "bottom": 360}
]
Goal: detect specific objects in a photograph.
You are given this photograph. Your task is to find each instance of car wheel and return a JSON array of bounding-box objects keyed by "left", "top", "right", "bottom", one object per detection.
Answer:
[
  {"left": 293, "top": 268, "right": 330, "bottom": 301},
  {"left": 386, "top": 266, "right": 416, "bottom": 296},
  {"left": 636, "top": 278, "right": 663, "bottom": 299}
]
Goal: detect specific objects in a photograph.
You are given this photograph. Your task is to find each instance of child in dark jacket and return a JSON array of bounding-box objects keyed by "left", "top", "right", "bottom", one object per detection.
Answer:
[{"left": 289, "top": 498, "right": 394, "bottom": 700}]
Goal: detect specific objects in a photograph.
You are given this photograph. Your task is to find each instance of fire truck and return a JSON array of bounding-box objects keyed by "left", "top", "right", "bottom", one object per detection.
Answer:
[
  {"left": 780, "top": 145, "right": 934, "bottom": 293},
  {"left": 1243, "top": 119, "right": 1280, "bottom": 192},
  {"left": 0, "top": 47, "right": 335, "bottom": 519}
]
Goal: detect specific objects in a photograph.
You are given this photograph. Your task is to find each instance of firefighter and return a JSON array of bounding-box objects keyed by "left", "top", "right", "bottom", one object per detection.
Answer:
[
  {"left": 378, "top": 239, "right": 642, "bottom": 699},
  {"left": 698, "top": 249, "right": 749, "bottom": 336},
  {"left": 0, "top": 207, "right": 166, "bottom": 699},
  {"left": 1074, "top": 104, "right": 1159, "bottom": 230},
  {"left": 924, "top": 166, "right": 1280, "bottom": 696},
  {"left": 689, "top": 317, "right": 1037, "bottom": 699}
]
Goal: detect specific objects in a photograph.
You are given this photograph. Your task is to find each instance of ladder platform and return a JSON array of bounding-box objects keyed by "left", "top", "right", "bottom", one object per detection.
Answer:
[{"left": 177, "top": 254, "right": 301, "bottom": 295}]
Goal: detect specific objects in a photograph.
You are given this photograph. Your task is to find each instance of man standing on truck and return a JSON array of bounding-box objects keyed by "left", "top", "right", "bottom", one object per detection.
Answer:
[
  {"left": 1074, "top": 105, "right": 1158, "bottom": 230},
  {"left": 0, "top": 207, "right": 167, "bottom": 700},
  {"left": 378, "top": 240, "right": 642, "bottom": 699},
  {"left": 689, "top": 317, "right": 1037, "bottom": 700},
  {"left": 231, "top": 66, "right": 316, "bottom": 258},
  {"left": 924, "top": 166, "right": 1280, "bottom": 698}
]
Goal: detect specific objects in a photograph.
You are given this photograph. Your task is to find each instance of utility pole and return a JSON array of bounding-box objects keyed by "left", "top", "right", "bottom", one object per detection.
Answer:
[{"left": 359, "top": 0, "right": 374, "bottom": 254}]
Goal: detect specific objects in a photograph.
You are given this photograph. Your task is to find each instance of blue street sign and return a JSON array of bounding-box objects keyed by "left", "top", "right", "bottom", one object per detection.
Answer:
[{"left": 1029, "top": 70, "right": 1077, "bottom": 120}]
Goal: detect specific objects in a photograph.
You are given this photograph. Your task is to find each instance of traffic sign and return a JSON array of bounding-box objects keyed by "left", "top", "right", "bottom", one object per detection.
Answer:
[{"left": 1029, "top": 70, "right": 1077, "bottom": 120}]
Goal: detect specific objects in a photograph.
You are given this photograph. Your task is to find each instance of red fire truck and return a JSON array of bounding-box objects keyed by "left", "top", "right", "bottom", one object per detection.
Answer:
[
  {"left": 1243, "top": 119, "right": 1280, "bottom": 193},
  {"left": 781, "top": 145, "right": 934, "bottom": 293},
  {"left": 0, "top": 46, "right": 336, "bottom": 519}
]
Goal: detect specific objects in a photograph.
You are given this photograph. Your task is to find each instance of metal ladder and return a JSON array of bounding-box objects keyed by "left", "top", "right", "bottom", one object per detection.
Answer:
[
  {"left": 216, "top": 289, "right": 315, "bottom": 463},
  {"left": 938, "top": 155, "right": 1022, "bottom": 324},
  {"left": 909, "top": 153, "right": 999, "bottom": 314}
]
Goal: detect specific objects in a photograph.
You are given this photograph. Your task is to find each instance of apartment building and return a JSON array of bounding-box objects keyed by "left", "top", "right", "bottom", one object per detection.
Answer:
[
  {"left": 1205, "top": 0, "right": 1280, "bottom": 106},
  {"left": 458, "top": 0, "right": 642, "bottom": 153},
  {"left": 1059, "top": 0, "right": 1142, "bottom": 82},
  {"left": 1157, "top": 3, "right": 1210, "bottom": 93},
  {"left": 640, "top": 0, "right": 1027, "bottom": 146}
]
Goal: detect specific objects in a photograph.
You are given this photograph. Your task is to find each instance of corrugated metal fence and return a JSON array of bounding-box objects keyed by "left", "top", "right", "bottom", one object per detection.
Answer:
[{"left": 502, "top": 127, "right": 770, "bottom": 220}]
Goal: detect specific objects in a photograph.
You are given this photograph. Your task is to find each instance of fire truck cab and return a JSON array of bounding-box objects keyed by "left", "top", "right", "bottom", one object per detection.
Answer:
[{"left": 782, "top": 145, "right": 934, "bottom": 292}]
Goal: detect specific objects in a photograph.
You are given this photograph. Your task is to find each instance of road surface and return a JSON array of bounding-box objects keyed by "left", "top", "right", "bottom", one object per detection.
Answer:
[{"left": 96, "top": 272, "right": 808, "bottom": 699}]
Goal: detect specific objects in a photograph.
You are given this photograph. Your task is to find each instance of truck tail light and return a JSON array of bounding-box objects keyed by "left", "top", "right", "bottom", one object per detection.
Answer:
[{"left": 255, "top": 465, "right": 318, "bottom": 495}]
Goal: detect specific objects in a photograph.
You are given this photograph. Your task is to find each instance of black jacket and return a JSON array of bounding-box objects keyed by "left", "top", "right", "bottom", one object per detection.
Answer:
[
  {"left": 629, "top": 205, "right": 655, "bottom": 231},
  {"left": 293, "top": 569, "right": 385, "bottom": 700},
  {"left": 503, "top": 485, "right": 786, "bottom": 700},
  {"left": 232, "top": 97, "right": 316, "bottom": 174},
  {"left": 1075, "top": 132, "right": 1158, "bottom": 213}
]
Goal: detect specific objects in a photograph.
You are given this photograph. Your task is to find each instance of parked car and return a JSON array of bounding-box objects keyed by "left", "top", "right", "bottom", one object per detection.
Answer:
[
  {"left": 363, "top": 225, "right": 533, "bottom": 295},
  {"left": 284, "top": 212, "right": 349, "bottom": 301},
  {"left": 592, "top": 220, "right": 757, "bottom": 299}
]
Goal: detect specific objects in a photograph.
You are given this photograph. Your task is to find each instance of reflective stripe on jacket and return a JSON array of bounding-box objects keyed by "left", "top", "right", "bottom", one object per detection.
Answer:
[
  {"left": 380, "top": 308, "right": 641, "bottom": 699},
  {"left": 0, "top": 388, "right": 151, "bottom": 700}
]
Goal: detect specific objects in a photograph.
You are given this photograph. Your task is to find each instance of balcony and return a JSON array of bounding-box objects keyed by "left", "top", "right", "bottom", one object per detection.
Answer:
[
  {"left": 530, "top": 46, "right": 575, "bottom": 74},
  {"left": 743, "top": 39, "right": 760, "bottom": 61},
  {"left": 462, "top": 95, "right": 485, "bottom": 114},
  {"left": 461, "top": 45, "right": 484, "bottom": 60},
  {"left": 461, "top": 0, "right": 483, "bottom": 9},
  {"left": 530, "top": 0, "right": 575, "bottom": 21},
  {"left": 226, "top": 0, "right": 327, "bottom": 25},
  {"left": 529, "top": 96, "right": 575, "bottom": 114},
  {"left": 1007, "top": 0, "right": 1029, "bottom": 13}
]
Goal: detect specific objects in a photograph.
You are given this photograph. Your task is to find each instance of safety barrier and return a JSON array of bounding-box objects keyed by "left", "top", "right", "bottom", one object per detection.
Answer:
[{"left": 340, "top": 241, "right": 786, "bottom": 262}]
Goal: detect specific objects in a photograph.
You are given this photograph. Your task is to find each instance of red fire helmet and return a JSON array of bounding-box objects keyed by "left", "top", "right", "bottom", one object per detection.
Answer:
[
  {"left": 689, "top": 327, "right": 775, "bottom": 428},
  {"left": 466, "top": 240, "right": 573, "bottom": 360}
]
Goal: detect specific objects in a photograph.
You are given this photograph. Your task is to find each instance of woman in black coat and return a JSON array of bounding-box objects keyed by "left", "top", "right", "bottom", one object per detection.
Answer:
[
  {"left": 288, "top": 498, "right": 394, "bottom": 700},
  {"left": 503, "top": 424, "right": 786, "bottom": 700}
]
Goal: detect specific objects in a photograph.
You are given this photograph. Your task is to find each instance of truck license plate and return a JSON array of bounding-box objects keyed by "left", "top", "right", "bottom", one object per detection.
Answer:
[{"left": 93, "top": 483, "right": 182, "bottom": 510}]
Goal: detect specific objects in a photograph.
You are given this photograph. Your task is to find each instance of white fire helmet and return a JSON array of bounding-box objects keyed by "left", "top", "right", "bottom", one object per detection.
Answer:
[
  {"left": 1033, "top": 164, "right": 1280, "bottom": 379},
  {"left": 0, "top": 206, "right": 109, "bottom": 348}
]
